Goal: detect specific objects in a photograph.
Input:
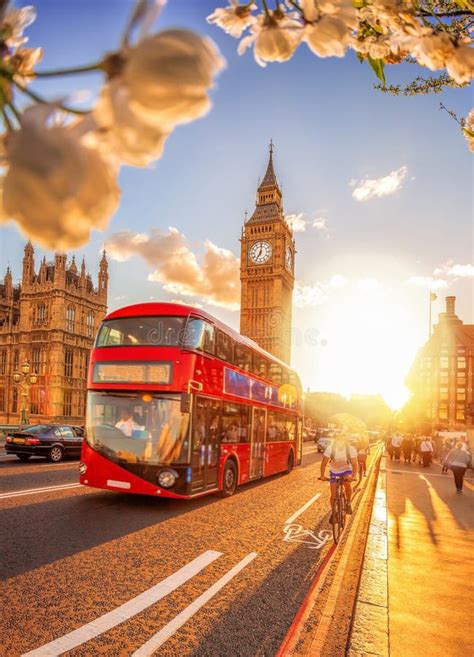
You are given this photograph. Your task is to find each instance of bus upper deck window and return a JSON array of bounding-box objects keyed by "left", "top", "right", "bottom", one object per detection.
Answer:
[{"left": 183, "top": 318, "right": 215, "bottom": 353}]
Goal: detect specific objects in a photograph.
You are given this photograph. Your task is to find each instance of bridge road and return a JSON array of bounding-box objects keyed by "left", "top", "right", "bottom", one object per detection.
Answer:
[{"left": 0, "top": 442, "right": 343, "bottom": 657}]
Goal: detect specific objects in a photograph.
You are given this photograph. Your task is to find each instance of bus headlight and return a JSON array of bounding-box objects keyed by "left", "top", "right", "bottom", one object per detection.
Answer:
[{"left": 157, "top": 469, "right": 177, "bottom": 488}]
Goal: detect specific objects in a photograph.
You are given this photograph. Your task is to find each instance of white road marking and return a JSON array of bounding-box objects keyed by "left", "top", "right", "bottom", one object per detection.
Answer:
[
  {"left": 22, "top": 551, "right": 222, "bottom": 657},
  {"left": 285, "top": 492, "right": 321, "bottom": 526},
  {"left": 386, "top": 468, "right": 474, "bottom": 481},
  {"left": 0, "top": 483, "right": 82, "bottom": 500},
  {"left": 133, "top": 552, "right": 258, "bottom": 656}
]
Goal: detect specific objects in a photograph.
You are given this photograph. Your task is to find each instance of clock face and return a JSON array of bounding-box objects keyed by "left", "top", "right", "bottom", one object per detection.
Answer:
[
  {"left": 285, "top": 246, "right": 293, "bottom": 271},
  {"left": 249, "top": 241, "right": 272, "bottom": 265}
]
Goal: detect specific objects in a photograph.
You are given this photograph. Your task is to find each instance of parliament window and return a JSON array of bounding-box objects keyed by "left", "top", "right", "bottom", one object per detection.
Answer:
[
  {"left": 64, "top": 349, "right": 74, "bottom": 378},
  {"left": 36, "top": 303, "right": 47, "bottom": 325},
  {"left": 456, "top": 407, "right": 465, "bottom": 421},
  {"left": 457, "top": 388, "right": 466, "bottom": 401},
  {"left": 440, "top": 356, "right": 449, "bottom": 369},
  {"left": 13, "top": 350, "right": 19, "bottom": 372},
  {"left": 0, "top": 387, "right": 5, "bottom": 412},
  {"left": 457, "top": 357, "right": 466, "bottom": 369},
  {"left": 0, "top": 350, "right": 6, "bottom": 375},
  {"left": 439, "top": 387, "right": 448, "bottom": 401},
  {"left": 31, "top": 347, "right": 46, "bottom": 375},
  {"left": 63, "top": 390, "right": 72, "bottom": 416},
  {"left": 66, "top": 306, "right": 75, "bottom": 332},
  {"left": 12, "top": 388, "right": 18, "bottom": 413},
  {"left": 86, "top": 311, "right": 95, "bottom": 338}
]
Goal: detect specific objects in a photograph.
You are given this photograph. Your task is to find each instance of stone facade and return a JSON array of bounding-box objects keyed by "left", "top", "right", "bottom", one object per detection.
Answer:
[
  {"left": 240, "top": 144, "right": 295, "bottom": 364},
  {"left": 0, "top": 242, "right": 108, "bottom": 425},
  {"left": 407, "top": 296, "right": 474, "bottom": 428}
]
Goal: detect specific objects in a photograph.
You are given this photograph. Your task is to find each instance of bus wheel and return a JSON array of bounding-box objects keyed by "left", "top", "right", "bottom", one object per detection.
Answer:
[
  {"left": 222, "top": 460, "right": 237, "bottom": 497},
  {"left": 286, "top": 451, "right": 294, "bottom": 473}
]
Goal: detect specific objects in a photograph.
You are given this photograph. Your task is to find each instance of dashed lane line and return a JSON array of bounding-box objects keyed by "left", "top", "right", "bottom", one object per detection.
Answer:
[
  {"left": 133, "top": 552, "right": 258, "bottom": 656},
  {"left": 22, "top": 551, "right": 223, "bottom": 657},
  {"left": 0, "top": 483, "right": 82, "bottom": 500},
  {"left": 285, "top": 492, "right": 322, "bottom": 526}
]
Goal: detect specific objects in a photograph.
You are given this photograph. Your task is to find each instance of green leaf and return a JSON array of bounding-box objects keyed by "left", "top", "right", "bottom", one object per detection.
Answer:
[
  {"left": 367, "top": 56, "right": 386, "bottom": 85},
  {"left": 356, "top": 52, "right": 365, "bottom": 63}
]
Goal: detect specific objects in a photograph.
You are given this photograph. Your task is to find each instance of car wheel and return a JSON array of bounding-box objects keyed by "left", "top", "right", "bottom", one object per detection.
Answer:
[
  {"left": 221, "top": 460, "right": 237, "bottom": 497},
  {"left": 17, "top": 454, "right": 31, "bottom": 462},
  {"left": 286, "top": 450, "right": 294, "bottom": 473},
  {"left": 48, "top": 445, "right": 64, "bottom": 463}
]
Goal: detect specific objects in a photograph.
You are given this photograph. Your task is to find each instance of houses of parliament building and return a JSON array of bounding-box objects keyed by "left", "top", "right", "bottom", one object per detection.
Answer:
[{"left": 0, "top": 242, "right": 108, "bottom": 424}]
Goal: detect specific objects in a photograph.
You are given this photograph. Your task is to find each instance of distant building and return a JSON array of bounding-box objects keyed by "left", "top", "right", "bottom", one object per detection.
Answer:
[
  {"left": 406, "top": 296, "right": 474, "bottom": 428},
  {"left": 240, "top": 142, "right": 295, "bottom": 364},
  {"left": 0, "top": 242, "right": 108, "bottom": 425}
]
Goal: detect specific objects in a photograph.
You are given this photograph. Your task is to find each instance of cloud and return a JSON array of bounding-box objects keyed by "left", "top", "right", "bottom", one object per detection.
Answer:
[
  {"left": 406, "top": 276, "right": 448, "bottom": 290},
  {"left": 294, "top": 282, "right": 326, "bottom": 307},
  {"left": 357, "top": 277, "right": 383, "bottom": 291},
  {"left": 329, "top": 274, "right": 348, "bottom": 288},
  {"left": 286, "top": 213, "right": 307, "bottom": 232},
  {"left": 351, "top": 166, "right": 408, "bottom": 202},
  {"left": 107, "top": 228, "right": 240, "bottom": 309},
  {"left": 433, "top": 263, "right": 474, "bottom": 278},
  {"left": 312, "top": 217, "right": 328, "bottom": 231}
]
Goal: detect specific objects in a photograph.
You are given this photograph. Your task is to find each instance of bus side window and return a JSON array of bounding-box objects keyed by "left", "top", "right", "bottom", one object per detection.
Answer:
[
  {"left": 216, "top": 331, "right": 233, "bottom": 362},
  {"left": 251, "top": 352, "right": 268, "bottom": 378},
  {"left": 269, "top": 363, "right": 282, "bottom": 385},
  {"left": 234, "top": 344, "right": 251, "bottom": 371},
  {"left": 203, "top": 323, "right": 215, "bottom": 354}
]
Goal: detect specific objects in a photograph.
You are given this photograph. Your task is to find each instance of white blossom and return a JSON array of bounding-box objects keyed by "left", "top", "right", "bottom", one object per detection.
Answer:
[
  {"left": 94, "top": 81, "right": 169, "bottom": 167},
  {"left": 464, "top": 109, "right": 474, "bottom": 152},
  {"left": 446, "top": 41, "right": 474, "bottom": 85},
  {"left": 2, "top": 3, "right": 36, "bottom": 49},
  {"left": 1, "top": 106, "right": 119, "bottom": 249},
  {"left": 207, "top": 1, "right": 257, "bottom": 38},
  {"left": 238, "top": 13, "right": 303, "bottom": 66},
  {"left": 9, "top": 46, "right": 43, "bottom": 85},
  {"left": 304, "top": 16, "right": 352, "bottom": 58},
  {"left": 117, "top": 29, "right": 225, "bottom": 129}
]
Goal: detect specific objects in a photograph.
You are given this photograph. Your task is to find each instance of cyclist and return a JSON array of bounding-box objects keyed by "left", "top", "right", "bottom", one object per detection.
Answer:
[{"left": 320, "top": 432, "right": 358, "bottom": 520}]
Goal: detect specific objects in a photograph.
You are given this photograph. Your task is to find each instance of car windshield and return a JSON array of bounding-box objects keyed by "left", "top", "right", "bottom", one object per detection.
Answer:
[
  {"left": 96, "top": 316, "right": 185, "bottom": 347},
  {"left": 22, "top": 425, "right": 51, "bottom": 434},
  {"left": 86, "top": 392, "right": 190, "bottom": 465}
]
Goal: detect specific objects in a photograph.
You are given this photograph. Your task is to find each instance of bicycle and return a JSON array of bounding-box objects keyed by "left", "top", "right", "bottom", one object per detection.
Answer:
[{"left": 320, "top": 474, "right": 352, "bottom": 544}]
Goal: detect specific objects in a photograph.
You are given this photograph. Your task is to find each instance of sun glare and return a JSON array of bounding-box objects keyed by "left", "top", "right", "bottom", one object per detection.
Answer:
[{"left": 296, "top": 290, "right": 423, "bottom": 410}]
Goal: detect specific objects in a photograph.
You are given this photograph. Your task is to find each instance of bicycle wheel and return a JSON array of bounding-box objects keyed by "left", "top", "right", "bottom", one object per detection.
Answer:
[
  {"left": 339, "top": 489, "right": 347, "bottom": 529},
  {"left": 331, "top": 496, "right": 342, "bottom": 544}
]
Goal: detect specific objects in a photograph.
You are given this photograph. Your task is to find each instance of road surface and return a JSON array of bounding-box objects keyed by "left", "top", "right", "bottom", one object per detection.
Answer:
[{"left": 1, "top": 442, "right": 339, "bottom": 657}]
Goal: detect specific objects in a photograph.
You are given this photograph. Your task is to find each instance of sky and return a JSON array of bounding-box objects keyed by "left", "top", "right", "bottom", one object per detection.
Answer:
[{"left": 1, "top": 0, "right": 473, "bottom": 409}]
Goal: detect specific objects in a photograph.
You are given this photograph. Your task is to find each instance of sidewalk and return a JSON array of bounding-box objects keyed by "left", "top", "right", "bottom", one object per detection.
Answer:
[{"left": 349, "top": 456, "right": 474, "bottom": 657}]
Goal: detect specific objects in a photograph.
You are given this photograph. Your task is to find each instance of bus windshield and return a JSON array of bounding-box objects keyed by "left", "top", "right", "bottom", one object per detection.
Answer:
[
  {"left": 86, "top": 392, "right": 190, "bottom": 465},
  {"left": 96, "top": 316, "right": 185, "bottom": 347}
]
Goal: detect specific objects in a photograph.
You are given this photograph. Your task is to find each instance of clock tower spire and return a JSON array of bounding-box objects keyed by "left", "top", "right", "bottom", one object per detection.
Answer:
[{"left": 240, "top": 143, "right": 295, "bottom": 364}]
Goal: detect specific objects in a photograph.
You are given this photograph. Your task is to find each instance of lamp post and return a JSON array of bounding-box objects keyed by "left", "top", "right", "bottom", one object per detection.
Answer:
[{"left": 13, "top": 361, "right": 38, "bottom": 427}]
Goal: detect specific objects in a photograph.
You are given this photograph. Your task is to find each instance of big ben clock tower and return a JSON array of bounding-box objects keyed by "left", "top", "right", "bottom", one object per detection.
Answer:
[{"left": 240, "top": 142, "right": 295, "bottom": 364}]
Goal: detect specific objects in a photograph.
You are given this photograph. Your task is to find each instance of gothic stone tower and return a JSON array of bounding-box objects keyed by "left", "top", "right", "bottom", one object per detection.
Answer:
[
  {"left": 240, "top": 143, "right": 295, "bottom": 364},
  {"left": 0, "top": 243, "right": 108, "bottom": 424}
]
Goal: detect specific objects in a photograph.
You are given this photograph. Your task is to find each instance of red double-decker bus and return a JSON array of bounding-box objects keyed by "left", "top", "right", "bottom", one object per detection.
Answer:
[{"left": 80, "top": 303, "right": 303, "bottom": 499}]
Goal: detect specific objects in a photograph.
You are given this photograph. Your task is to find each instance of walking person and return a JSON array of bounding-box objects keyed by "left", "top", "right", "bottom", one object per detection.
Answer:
[
  {"left": 356, "top": 436, "right": 370, "bottom": 477},
  {"left": 391, "top": 433, "right": 402, "bottom": 462},
  {"left": 444, "top": 442, "right": 472, "bottom": 493},
  {"left": 420, "top": 436, "right": 433, "bottom": 468},
  {"left": 401, "top": 434, "right": 413, "bottom": 464}
]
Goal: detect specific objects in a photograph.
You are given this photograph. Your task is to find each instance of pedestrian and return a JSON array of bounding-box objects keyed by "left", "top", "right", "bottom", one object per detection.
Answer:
[
  {"left": 420, "top": 436, "right": 433, "bottom": 467},
  {"left": 441, "top": 439, "right": 453, "bottom": 473},
  {"left": 386, "top": 435, "right": 393, "bottom": 460},
  {"left": 444, "top": 442, "right": 472, "bottom": 493},
  {"left": 391, "top": 433, "right": 402, "bottom": 462},
  {"left": 401, "top": 434, "right": 413, "bottom": 464},
  {"left": 356, "top": 436, "right": 370, "bottom": 477}
]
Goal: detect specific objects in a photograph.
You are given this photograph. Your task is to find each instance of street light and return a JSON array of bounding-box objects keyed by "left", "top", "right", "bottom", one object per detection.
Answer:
[{"left": 13, "top": 361, "right": 38, "bottom": 427}]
